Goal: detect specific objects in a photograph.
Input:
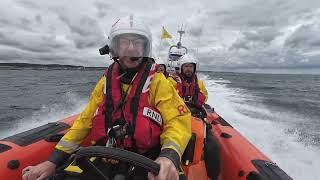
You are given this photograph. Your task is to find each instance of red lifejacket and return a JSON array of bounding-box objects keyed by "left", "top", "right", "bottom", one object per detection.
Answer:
[
  {"left": 174, "top": 74, "right": 198, "bottom": 98},
  {"left": 91, "top": 60, "right": 162, "bottom": 153},
  {"left": 173, "top": 74, "right": 205, "bottom": 107}
]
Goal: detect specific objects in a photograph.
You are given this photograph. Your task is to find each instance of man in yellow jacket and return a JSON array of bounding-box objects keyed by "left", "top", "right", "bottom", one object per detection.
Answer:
[
  {"left": 22, "top": 16, "right": 191, "bottom": 180},
  {"left": 168, "top": 54, "right": 208, "bottom": 108}
]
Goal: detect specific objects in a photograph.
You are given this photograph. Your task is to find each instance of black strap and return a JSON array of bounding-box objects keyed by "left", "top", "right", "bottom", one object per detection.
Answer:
[
  {"left": 179, "top": 75, "right": 187, "bottom": 97},
  {"left": 114, "top": 82, "right": 131, "bottom": 113},
  {"left": 105, "top": 63, "right": 115, "bottom": 131},
  {"left": 182, "top": 86, "right": 186, "bottom": 97},
  {"left": 192, "top": 75, "right": 199, "bottom": 104},
  {"left": 130, "top": 59, "right": 154, "bottom": 142}
]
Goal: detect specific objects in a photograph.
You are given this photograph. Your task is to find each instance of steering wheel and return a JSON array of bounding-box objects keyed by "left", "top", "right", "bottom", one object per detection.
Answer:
[{"left": 74, "top": 146, "right": 160, "bottom": 180}]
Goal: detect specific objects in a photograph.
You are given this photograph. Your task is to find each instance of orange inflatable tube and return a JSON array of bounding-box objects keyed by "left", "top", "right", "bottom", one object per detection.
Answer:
[
  {"left": 0, "top": 105, "right": 293, "bottom": 180},
  {"left": 0, "top": 115, "right": 78, "bottom": 180}
]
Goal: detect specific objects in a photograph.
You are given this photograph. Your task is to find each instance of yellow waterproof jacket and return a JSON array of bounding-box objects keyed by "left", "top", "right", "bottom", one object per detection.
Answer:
[
  {"left": 49, "top": 72, "right": 191, "bottom": 165},
  {"left": 168, "top": 76, "right": 208, "bottom": 102}
]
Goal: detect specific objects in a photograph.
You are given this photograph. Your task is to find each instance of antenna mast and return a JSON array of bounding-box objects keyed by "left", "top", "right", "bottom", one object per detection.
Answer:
[{"left": 177, "top": 25, "right": 185, "bottom": 49}]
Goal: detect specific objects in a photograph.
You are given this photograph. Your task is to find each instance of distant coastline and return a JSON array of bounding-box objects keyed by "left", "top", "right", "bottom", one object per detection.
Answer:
[
  {"left": 0, "top": 63, "right": 106, "bottom": 70},
  {"left": 1, "top": 63, "right": 319, "bottom": 75}
]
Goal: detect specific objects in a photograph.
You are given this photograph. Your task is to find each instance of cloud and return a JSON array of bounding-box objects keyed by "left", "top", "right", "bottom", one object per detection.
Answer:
[
  {"left": 229, "top": 28, "right": 283, "bottom": 52},
  {"left": 58, "top": 15, "right": 105, "bottom": 49},
  {"left": 0, "top": 0, "right": 319, "bottom": 70},
  {"left": 285, "top": 23, "right": 320, "bottom": 50}
]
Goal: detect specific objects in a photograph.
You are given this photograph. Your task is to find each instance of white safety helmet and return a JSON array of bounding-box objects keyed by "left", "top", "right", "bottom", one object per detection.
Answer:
[
  {"left": 107, "top": 15, "right": 152, "bottom": 59},
  {"left": 168, "top": 48, "right": 185, "bottom": 61},
  {"left": 156, "top": 58, "right": 166, "bottom": 65},
  {"left": 177, "top": 53, "right": 198, "bottom": 72}
]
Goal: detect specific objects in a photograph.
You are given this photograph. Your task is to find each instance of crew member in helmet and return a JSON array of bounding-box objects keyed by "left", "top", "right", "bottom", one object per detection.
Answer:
[
  {"left": 156, "top": 58, "right": 168, "bottom": 77},
  {"left": 169, "top": 55, "right": 220, "bottom": 180},
  {"left": 22, "top": 16, "right": 191, "bottom": 180},
  {"left": 168, "top": 53, "right": 208, "bottom": 108}
]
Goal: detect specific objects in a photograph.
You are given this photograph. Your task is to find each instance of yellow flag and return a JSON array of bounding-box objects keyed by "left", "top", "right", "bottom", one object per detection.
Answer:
[{"left": 161, "top": 26, "right": 172, "bottom": 39}]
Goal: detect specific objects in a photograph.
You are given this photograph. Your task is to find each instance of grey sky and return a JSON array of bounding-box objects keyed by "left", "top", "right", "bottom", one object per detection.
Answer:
[{"left": 0, "top": 0, "right": 319, "bottom": 70}]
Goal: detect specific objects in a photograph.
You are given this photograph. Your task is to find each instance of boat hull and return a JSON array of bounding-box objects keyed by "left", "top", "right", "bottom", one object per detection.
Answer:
[{"left": 0, "top": 106, "right": 292, "bottom": 180}]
